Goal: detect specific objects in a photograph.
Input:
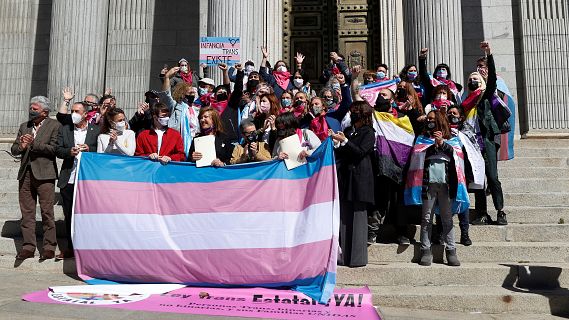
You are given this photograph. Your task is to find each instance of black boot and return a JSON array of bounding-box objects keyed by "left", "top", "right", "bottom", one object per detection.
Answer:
[{"left": 496, "top": 210, "right": 508, "bottom": 225}]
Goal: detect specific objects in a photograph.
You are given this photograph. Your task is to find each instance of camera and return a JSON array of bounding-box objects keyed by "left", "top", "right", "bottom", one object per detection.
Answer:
[{"left": 245, "top": 130, "right": 259, "bottom": 144}]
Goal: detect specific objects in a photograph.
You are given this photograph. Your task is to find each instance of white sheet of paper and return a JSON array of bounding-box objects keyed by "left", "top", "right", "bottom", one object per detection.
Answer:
[
  {"left": 279, "top": 134, "right": 307, "bottom": 170},
  {"left": 49, "top": 284, "right": 185, "bottom": 295},
  {"left": 193, "top": 135, "right": 217, "bottom": 167}
]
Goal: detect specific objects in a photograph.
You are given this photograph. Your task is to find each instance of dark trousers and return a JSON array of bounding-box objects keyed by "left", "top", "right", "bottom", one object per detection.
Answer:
[
  {"left": 339, "top": 201, "right": 368, "bottom": 267},
  {"left": 60, "top": 183, "right": 75, "bottom": 250},
  {"left": 374, "top": 176, "right": 406, "bottom": 236},
  {"left": 18, "top": 168, "right": 56, "bottom": 252},
  {"left": 475, "top": 139, "right": 504, "bottom": 213}
]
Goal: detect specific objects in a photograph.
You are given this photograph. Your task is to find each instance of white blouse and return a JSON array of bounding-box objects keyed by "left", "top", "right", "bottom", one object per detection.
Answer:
[{"left": 97, "top": 130, "right": 136, "bottom": 156}]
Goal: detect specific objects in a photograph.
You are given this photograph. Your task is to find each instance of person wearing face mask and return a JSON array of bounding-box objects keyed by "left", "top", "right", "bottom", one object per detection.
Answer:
[
  {"left": 271, "top": 112, "right": 321, "bottom": 159},
  {"left": 399, "top": 64, "right": 426, "bottom": 106},
  {"left": 159, "top": 58, "right": 209, "bottom": 90},
  {"left": 229, "top": 60, "right": 255, "bottom": 87},
  {"left": 189, "top": 107, "right": 235, "bottom": 167},
  {"left": 135, "top": 102, "right": 185, "bottom": 163},
  {"left": 245, "top": 71, "right": 261, "bottom": 95},
  {"left": 320, "top": 51, "right": 352, "bottom": 84},
  {"left": 291, "top": 71, "right": 317, "bottom": 99},
  {"left": 280, "top": 91, "right": 294, "bottom": 110},
  {"left": 129, "top": 91, "right": 160, "bottom": 135},
  {"left": 418, "top": 48, "right": 463, "bottom": 105},
  {"left": 307, "top": 97, "right": 341, "bottom": 141},
  {"left": 97, "top": 108, "right": 135, "bottom": 155},
  {"left": 252, "top": 93, "right": 280, "bottom": 143},
  {"left": 259, "top": 47, "right": 300, "bottom": 98},
  {"left": 330, "top": 101, "right": 375, "bottom": 267},
  {"left": 197, "top": 78, "right": 216, "bottom": 100},
  {"left": 11, "top": 96, "right": 62, "bottom": 261},
  {"left": 462, "top": 41, "right": 507, "bottom": 226},
  {"left": 424, "top": 85, "right": 454, "bottom": 115},
  {"left": 396, "top": 81, "right": 426, "bottom": 136},
  {"left": 375, "top": 64, "right": 389, "bottom": 82},
  {"left": 55, "top": 101, "right": 100, "bottom": 260},
  {"left": 56, "top": 87, "right": 101, "bottom": 126}
]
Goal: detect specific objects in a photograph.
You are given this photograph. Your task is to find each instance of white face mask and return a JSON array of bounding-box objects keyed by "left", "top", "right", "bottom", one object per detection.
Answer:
[
  {"left": 158, "top": 116, "right": 169, "bottom": 127},
  {"left": 245, "top": 65, "right": 254, "bottom": 74},
  {"left": 293, "top": 79, "right": 304, "bottom": 88},
  {"left": 277, "top": 66, "right": 287, "bottom": 73},
  {"left": 71, "top": 112, "right": 83, "bottom": 125},
  {"left": 180, "top": 66, "right": 188, "bottom": 73},
  {"left": 436, "top": 93, "right": 448, "bottom": 101},
  {"left": 114, "top": 121, "right": 126, "bottom": 132}
]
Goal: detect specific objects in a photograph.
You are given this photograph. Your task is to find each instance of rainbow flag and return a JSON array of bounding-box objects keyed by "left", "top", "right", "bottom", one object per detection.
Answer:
[
  {"left": 404, "top": 135, "right": 470, "bottom": 214},
  {"left": 373, "top": 111, "right": 415, "bottom": 183},
  {"left": 72, "top": 139, "right": 340, "bottom": 303},
  {"left": 359, "top": 79, "right": 399, "bottom": 106}
]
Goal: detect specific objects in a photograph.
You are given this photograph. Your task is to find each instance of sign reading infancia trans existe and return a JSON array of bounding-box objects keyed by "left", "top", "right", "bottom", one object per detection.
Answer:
[{"left": 199, "top": 37, "right": 240, "bottom": 67}]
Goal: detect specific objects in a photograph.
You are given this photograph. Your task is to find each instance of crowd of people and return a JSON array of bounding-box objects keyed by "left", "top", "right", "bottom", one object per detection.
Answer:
[{"left": 11, "top": 41, "right": 511, "bottom": 270}]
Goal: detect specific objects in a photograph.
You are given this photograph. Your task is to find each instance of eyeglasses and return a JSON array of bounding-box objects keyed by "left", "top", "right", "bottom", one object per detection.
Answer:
[{"left": 83, "top": 101, "right": 98, "bottom": 107}]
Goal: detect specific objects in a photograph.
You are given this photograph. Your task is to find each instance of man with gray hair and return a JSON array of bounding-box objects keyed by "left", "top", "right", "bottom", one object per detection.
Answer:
[
  {"left": 229, "top": 118, "right": 271, "bottom": 164},
  {"left": 11, "top": 96, "right": 61, "bottom": 261}
]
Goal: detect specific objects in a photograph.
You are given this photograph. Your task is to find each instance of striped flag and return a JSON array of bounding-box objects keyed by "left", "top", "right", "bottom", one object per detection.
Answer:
[
  {"left": 359, "top": 79, "right": 399, "bottom": 107},
  {"left": 373, "top": 111, "right": 415, "bottom": 184},
  {"left": 72, "top": 139, "right": 340, "bottom": 303},
  {"left": 404, "top": 135, "right": 470, "bottom": 214}
]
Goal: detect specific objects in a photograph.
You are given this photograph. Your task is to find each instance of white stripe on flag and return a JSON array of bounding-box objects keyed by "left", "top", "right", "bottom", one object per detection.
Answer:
[{"left": 73, "top": 201, "right": 336, "bottom": 251}]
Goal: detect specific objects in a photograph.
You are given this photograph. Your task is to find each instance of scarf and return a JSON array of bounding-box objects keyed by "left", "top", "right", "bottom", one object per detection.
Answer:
[
  {"left": 461, "top": 89, "right": 483, "bottom": 114},
  {"left": 180, "top": 71, "right": 193, "bottom": 85},
  {"left": 431, "top": 99, "right": 453, "bottom": 111},
  {"left": 86, "top": 110, "right": 100, "bottom": 124},
  {"left": 273, "top": 71, "right": 291, "bottom": 90},
  {"left": 310, "top": 115, "right": 329, "bottom": 141},
  {"left": 211, "top": 100, "right": 229, "bottom": 115}
]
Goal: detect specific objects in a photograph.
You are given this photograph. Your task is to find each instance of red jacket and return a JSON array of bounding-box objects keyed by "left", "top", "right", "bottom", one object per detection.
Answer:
[{"left": 135, "top": 128, "right": 186, "bottom": 161}]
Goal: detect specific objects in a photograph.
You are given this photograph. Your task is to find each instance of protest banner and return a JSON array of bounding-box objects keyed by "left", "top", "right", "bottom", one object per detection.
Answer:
[
  {"left": 199, "top": 36, "right": 240, "bottom": 66},
  {"left": 23, "top": 286, "right": 381, "bottom": 320}
]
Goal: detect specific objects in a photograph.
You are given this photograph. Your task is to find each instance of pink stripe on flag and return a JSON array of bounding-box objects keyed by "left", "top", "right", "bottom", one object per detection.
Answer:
[
  {"left": 75, "top": 239, "right": 333, "bottom": 285},
  {"left": 406, "top": 169, "right": 423, "bottom": 188},
  {"left": 75, "top": 166, "right": 336, "bottom": 215}
]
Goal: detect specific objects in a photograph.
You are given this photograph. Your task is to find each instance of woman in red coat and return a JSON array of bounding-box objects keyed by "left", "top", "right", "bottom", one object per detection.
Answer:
[{"left": 135, "top": 102, "right": 186, "bottom": 163}]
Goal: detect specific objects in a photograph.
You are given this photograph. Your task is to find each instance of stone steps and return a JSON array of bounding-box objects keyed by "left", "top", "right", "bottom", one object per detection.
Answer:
[
  {"left": 367, "top": 242, "right": 569, "bottom": 264},
  {"left": 498, "top": 167, "right": 569, "bottom": 179},
  {"left": 499, "top": 157, "right": 569, "bottom": 168},
  {"left": 514, "top": 147, "right": 569, "bottom": 158},
  {"left": 338, "top": 262, "right": 569, "bottom": 288},
  {"left": 360, "top": 285, "right": 569, "bottom": 315},
  {"left": 499, "top": 179, "right": 569, "bottom": 193}
]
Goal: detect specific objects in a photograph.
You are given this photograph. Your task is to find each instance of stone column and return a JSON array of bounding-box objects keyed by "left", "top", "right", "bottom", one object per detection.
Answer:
[
  {"left": 403, "top": 0, "right": 463, "bottom": 83},
  {"left": 0, "top": 0, "right": 38, "bottom": 134},
  {"left": 207, "top": 0, "right": 283, "bottom": 85},
  {"left": 48, "top": 0, "right": 109, "bottom": 107},
  {"left": 377, "top": 0, "right": 405, "bottom": 73},
  {"left": 105, "top": 0, "right": 155, "bottom": 117}
]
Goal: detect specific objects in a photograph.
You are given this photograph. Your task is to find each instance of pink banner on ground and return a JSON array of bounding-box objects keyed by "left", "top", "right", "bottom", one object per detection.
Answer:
[{"left": 23, "top": 286, "right": 381, "bottom": 320}]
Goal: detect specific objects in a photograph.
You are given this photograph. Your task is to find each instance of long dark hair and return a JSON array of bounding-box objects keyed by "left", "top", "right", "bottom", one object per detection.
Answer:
[
  {"left": 399, "top": 64, "right": 420, "bottom": 85},
  {"left": 101, "top": 108, "right": 125, "bottom": 134},
  {"left": 349, "top": 100, "right": 373, "bottom": 127},
  {"left": 434, "top": 63, "right": 452, "bottom": 80},
  {"left": 425, "top": 110, "right": 451, "bottom": 139},
  {"left": 275, "top": 112, "right": 299, "bottom": 138}
]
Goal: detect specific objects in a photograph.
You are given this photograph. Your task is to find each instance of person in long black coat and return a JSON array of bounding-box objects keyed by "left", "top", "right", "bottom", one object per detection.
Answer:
[{"left": 331, "top": 100, "right": 375, "bottom": 267}]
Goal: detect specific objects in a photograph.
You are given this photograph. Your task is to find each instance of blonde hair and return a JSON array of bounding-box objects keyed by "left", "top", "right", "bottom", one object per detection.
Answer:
[{"left": 467, "top": 72, "right": 487, "bottom": 93}]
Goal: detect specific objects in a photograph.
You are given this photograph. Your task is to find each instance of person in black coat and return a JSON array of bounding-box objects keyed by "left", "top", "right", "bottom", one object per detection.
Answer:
[
  {"left": 189, "top": 106, "right": 235, "bottom": 166},
  {"left": 330, "top": 100, "right": 375, "bottom": 267}
]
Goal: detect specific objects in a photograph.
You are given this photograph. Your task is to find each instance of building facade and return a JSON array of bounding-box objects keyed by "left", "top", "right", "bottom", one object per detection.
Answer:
[{"left": 1, "top": 0, "right": 568, "bottom": 135}]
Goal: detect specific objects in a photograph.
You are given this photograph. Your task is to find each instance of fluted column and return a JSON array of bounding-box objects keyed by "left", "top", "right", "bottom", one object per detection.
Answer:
[
  {"left": 48, "top": 1, "right": 109, "bottom": 107},
  {"left": 378, "top": 0, "right": 405, "bottom": 73},
  {"left": 207, "top": 0, "right": 283, "bottom": 85},
  {"left": 0, "top": 0, "right": 38, "bottom": 134},
  {"left": 105, "top": 0, "right": 155, "bottom": 117},
  {"left": 403, "top": 0, "right": 463, "bottom": 82}
]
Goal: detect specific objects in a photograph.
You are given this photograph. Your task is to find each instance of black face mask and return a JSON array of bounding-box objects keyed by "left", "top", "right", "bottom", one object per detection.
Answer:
[
  {"left": 216, "top": 93, "right": 228, "bottom": 101},
  {"left": 247, "top": 80, "right": 259, "bottom": 91},
  {"left": 29, "top": 110, "right": 41, "bottom": 122},
  {"left": 468, "top": 80, "right": 479, "bottom": 91},
  {"left": 375, "top": 103, "right": 391, "bottom": 113},
  {"left": 350, "top": 112, "right": 361, "bottom": 124},
  {"left": 396, "top": 88, "right": 407, "bottom": 101},
  {"left": 145, "top": 97, "right": 159, "bottom": 107},
  {"left": 185, "top": 95, "right": 195, "bottom": 104}
]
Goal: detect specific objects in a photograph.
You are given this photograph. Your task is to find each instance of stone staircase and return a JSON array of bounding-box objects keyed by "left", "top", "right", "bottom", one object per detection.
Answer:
[
  {"left": 337, "top": 138, "right": 569, "bottom": 316},
  {"left": 1, "top": 139, "right": 569, "bottom": 316}
]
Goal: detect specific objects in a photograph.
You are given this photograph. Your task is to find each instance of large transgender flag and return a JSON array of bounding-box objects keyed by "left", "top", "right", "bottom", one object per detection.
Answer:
[{"left": 72, "top": 139, "right": 340, "bottom": 303}]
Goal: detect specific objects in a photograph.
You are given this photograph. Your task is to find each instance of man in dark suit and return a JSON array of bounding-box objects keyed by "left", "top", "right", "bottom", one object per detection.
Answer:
[
  {"left": 11, "top": 96, "right": 62, "bottom": 260},
  {"left": 56, "top": 102, "right": 100, "bottom": 260}
]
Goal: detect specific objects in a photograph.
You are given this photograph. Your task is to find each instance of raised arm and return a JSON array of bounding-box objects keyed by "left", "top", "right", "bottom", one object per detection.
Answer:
[
  {"left": 481, "top": 41, "right": 497, "bottom": 100},
  {"left": 350, "top": 65, "right": 364, "bottom": 101},
  {"left": 162, "top": 67, "right": 180, "bottom": 92},
  {"left": 58, "top": 87, "right": 74, "bottom": 114},
  {"left": 219, "top": 63, "right": 231, "bottom": 86}
]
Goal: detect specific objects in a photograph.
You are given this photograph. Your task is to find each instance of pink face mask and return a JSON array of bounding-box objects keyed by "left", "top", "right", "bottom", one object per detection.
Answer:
[{"left": 259, "top": 101, "right": 271, "bottom": 113}]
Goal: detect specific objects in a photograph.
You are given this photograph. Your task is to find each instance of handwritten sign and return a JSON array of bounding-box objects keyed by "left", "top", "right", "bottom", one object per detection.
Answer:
[{"left": 199, "top": 37, "right": 240, "bottom": 67}]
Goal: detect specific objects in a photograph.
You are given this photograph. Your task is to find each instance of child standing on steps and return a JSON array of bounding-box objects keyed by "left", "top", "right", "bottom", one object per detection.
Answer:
[{"left": 405, "top": 109, "right": 471, "bottom": 267}]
